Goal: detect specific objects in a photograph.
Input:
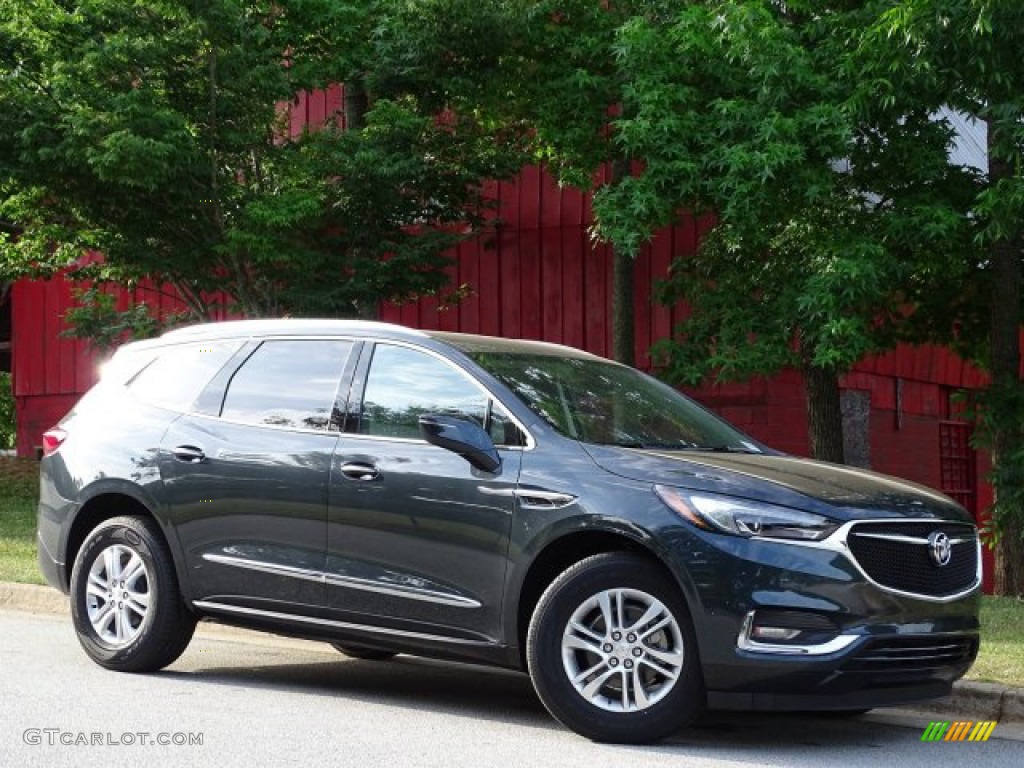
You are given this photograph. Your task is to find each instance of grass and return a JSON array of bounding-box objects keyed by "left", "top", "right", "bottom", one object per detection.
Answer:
[
  {"left": 966, "top": 595, "right": 1024, "bottom": 688},
  {"left": 1, "top": 458, "right": 1022, "bottom": 685},
  {"left": 0, "top": 458, "right": 44, "bottom": 584}
]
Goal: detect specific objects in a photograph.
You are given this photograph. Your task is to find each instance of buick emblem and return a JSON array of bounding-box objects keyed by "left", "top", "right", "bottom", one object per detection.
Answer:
[{"left": 928, "top": 531, "right": 953, "bottom": 567}]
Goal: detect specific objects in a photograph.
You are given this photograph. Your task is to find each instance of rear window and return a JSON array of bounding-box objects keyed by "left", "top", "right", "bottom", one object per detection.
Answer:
[
  {"left": 126, "top": 342, "right": 241, "bottom": 412},
  {"left": 219, "top": 339, "right": 353, "bottom": 430}
]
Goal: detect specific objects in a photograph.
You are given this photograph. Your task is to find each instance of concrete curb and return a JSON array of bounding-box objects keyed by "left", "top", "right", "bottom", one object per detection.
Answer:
[
  {"left": 2, "top": 581, "right": 1021, "bottom": 723},
  {"left": 0, "top": 581, "right": 66, "bottom": 614},
  {"left": 0, "top": 581, "right": 337, "bottom": 654},
  {"left": 909, "top": 680, "right": 1024, "bottom": 724}
]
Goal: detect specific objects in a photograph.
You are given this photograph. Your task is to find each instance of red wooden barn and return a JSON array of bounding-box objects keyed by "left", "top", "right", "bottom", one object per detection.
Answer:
[{"left": 4, "top": 85, "right": 997, "bottom": 590}]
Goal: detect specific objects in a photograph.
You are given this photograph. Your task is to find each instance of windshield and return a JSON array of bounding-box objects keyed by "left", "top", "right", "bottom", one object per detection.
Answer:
[{"left": 460, "top": 348, "right": 760, "bottom": 452}]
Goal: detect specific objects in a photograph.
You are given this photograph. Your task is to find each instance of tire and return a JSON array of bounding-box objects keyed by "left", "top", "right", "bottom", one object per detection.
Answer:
[
  {"left": 330, "top": 643, "right": 397, "bottom": 661},
  {"left": 70, "top": 515, "right": 196, "bottom": 672},
  {"left": 527, "top": 552, "right": 704, "bottom": 744}
]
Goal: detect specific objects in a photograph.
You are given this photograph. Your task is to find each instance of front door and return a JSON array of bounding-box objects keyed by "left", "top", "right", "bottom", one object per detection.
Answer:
[{"left": 327, "top": 342, "right": 524, "bottom": 642}]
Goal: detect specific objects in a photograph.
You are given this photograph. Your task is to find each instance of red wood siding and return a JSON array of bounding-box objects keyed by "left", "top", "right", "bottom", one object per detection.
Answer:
[
  {"left": 10, "top": 277, "right": 203, "bottom": 455},
  {"left": 8, "top": 87, "right": 1003, "bottom": 593}
]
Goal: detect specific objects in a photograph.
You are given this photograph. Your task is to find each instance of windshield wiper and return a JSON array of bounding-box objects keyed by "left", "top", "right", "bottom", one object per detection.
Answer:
[{"left": 599, "top": 441, "right": 759, "bottom": 453}]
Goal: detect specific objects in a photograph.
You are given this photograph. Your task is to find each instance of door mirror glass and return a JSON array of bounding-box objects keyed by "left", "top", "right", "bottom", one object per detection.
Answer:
[{"left": 419, "top": 414, "right": 501, "bottom": 473}]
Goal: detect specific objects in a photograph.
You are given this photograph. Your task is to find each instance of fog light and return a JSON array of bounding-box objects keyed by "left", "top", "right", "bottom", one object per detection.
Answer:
[
  {"left": 751, "top": 625, "right": 802, "bottom": 642},
  {"left": 737, "top": 609, "right": 857, "bottom": 655}
]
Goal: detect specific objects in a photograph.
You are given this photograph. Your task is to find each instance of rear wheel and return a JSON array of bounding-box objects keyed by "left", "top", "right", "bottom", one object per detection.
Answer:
[
  {"left": 330, "top": 643, "right": 397, "bottom": 661},
  {"left": 527, "top": 552, "right": 704, "bottom": 743},
  {"left": 70, "top": 515, "right": 195, "bottom": 672}
]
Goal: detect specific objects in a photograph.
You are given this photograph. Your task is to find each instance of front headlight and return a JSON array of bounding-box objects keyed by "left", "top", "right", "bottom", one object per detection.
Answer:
[{"left": 654, "top": 486, "right": 838, "bottom": 542}]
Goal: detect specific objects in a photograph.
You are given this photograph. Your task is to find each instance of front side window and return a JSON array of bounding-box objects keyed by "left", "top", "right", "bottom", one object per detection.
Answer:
[
  {"left": 359, "top": 344, "right": 520, "bottom": 445},
  {"left": 220, "top": 340, "right": 352, "bottom": 430},
  {"left": 127, "top": 342, "right": 240, "bottom": 412}
]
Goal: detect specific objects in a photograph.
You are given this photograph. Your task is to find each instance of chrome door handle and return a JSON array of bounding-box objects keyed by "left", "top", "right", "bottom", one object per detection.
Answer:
[
  {"left": 172, "top": 445, "right": 206, "bottom": 464},
  {"left": 340, "top": 462, "right": 380, "bottom": 481}
]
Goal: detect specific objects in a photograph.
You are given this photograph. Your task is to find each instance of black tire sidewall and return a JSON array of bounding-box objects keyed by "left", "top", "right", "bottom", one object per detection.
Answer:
[{"left": 527, "top": 553, "right": 704, "bottom": 744}]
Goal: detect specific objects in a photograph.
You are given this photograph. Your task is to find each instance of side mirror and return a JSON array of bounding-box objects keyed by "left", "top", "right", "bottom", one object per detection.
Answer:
[{"left": 418, "top": 414, "right": 501, "bottom": 473}]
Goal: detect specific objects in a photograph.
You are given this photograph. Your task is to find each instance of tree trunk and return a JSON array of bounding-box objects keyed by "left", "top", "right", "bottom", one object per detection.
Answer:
[
  {"left": 344, "top": 78, "right": 368, "bottom": 132},
  {"left": 612, "top": 247, "right": 635, "bottom": 366},
  {"left": 987, "top": 119, "right": 1024, "bottom": 596},
  {"left": 802, "top": 361, "right": 845, "bottom": 464},
  {"left": 609, "top": 157, "right": 635, "bottom": 366},
  {"left": 354, "top": 299, "right": 379, "bottom": 321},
  {"left": 343, "top": 77, "right": 379, "bottom": 321}
]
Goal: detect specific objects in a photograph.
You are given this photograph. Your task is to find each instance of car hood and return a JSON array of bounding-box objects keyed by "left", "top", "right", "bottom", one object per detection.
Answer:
[{"left": 582, "top": 445, "right": 972, "bottom": 523}]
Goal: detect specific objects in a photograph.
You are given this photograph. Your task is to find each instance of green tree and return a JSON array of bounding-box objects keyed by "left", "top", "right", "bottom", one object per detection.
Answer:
[
  {"left": 375, "top": 0, "right": 676, "bottom": 364},
  {"left": 876, "top": 0, "right": 1024, "bottom": 595},
  {"left": 584, "top": 1, "right": 981, "bottom": 463},
  {"left": 0, "top": 0, "right": 521, "bottom": 321}
]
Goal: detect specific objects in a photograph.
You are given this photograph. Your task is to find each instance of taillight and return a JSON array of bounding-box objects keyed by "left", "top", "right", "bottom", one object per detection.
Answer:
[{"left": 41, "top": 428, "right": 67, "bottom": 457}]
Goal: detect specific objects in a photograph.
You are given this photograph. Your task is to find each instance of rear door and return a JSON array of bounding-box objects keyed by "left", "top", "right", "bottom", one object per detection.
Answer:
[
  {"left": 161, "top": 338, "right": 356, "bottom": 611},
  {"left": 326, "top": 342, "right": 525, "bottom": 642}
]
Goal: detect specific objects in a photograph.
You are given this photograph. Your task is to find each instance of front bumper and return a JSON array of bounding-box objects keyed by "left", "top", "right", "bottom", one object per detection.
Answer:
[{"left": 661, "top": 519, "right": 982, "bottom": 711}]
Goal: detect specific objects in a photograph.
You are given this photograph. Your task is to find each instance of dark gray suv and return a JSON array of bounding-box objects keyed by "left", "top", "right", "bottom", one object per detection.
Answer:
[{"left": 37, "top": 320, "right": 980, "bottom": 743}]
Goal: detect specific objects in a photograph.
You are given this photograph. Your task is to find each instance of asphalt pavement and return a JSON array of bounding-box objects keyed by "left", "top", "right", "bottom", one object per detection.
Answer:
[{"left": 1, "top": 608, "right": 1021, "bottom": 768}]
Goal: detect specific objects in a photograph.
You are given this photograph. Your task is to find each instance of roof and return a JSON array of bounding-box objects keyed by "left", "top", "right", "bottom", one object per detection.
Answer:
[
  {"left": 149, "top": 319, "right": 608, "bottom": 361},
  {"left": 428, "top": 331, "right": 607, "bottom": 361},
  {"left": 159, "top": 318, "right": 429, "bottom": 342}
]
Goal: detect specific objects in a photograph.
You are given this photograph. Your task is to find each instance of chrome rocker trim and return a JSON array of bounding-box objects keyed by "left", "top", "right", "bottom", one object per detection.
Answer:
[{"left": 192, "top": 601, "right": 490, "bottom": 646}]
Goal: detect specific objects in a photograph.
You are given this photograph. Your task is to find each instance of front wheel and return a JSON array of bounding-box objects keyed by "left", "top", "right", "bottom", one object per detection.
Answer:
[
  {"left": 527, "top": 552, "right": 704, "bottom": 744},
  {"left": 70, "top": 515, "right": 195, "bottom": 672}
]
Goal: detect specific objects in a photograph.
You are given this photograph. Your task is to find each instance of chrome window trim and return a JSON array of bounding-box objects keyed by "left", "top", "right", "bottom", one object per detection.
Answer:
[
  {"left": 187, "top": 409, "right": 345, "bottom": 438},
  {"left": 192, "top": 601, "right": 490, "bottom": 646},
  {"left": 735, "top": 611, "right": 861, "bottom": 656},
  {"left": 356, "top": 339, "right": 537, "bottom": 451},
  {"left": 201, "top": 553, "right": 482, "bottom": 609},
  {"left": 339, "top": 431, "right": 528, "bottom": 453},
  {"left": 764, "top": 518, "right": 982, "bottom": 603}
]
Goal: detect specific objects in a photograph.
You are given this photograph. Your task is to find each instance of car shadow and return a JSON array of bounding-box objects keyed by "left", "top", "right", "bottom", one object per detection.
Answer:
[
  {"left": 156, "top": 644, "right": 944, "bottom": 758},
  {"left": 162, "top": 652, "right": 557, "bottom": 731}
]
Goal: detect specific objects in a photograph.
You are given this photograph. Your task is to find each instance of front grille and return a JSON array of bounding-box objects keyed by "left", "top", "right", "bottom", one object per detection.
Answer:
[
  {"left": 842, "top": 635, "right": 979, "bottom": 672},
  {"left": 846, "top": 521, "right": 978, "bottom": 598}
]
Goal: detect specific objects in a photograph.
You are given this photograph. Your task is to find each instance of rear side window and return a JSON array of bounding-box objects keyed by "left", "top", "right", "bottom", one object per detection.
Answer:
[
  {"left": 127, "top": 342, "right": 240, "bottom": 412},
  {"left": 220, "top": 340, "right": 352, "bottom": 431}
]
